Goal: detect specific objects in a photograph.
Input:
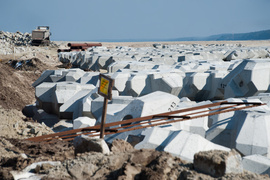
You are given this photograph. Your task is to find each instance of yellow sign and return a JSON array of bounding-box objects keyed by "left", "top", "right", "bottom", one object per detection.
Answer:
[
  {"left": 99, "top": 77, "right": 110, "bottom": 95},
  {"left": 98, "top": 74, "right": 114, "bottom": 100}
]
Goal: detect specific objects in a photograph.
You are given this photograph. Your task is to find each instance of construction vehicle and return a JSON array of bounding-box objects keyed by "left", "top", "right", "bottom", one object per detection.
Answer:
[{"left": 31, "top": 26, "right": 51, "bottom": 46}]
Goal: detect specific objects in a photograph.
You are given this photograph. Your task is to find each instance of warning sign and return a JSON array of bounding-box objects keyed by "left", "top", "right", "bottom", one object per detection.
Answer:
[
  {"left": 98, "top": 74, "right": 114, "bottom": 100},
  {"left": 100, "top": 77, "right": 110, "bottom": 95}
]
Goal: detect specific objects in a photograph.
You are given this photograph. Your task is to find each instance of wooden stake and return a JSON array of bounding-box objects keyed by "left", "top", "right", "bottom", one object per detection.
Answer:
[{"left": 100, "top": 97, "right": 108, "bottom": 139}]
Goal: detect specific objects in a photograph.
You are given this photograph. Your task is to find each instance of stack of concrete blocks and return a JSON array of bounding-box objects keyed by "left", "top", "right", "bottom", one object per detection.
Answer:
[
  {"left": 35, "top": 81, "right": 96, "bottom": 118},
  {"left": 91, "top": 95, "right": 134, "bottom": 121},
  {"left": 134, "top": 127, "right": 229, "bottom": 162},
  {"left": 206, "top": 98, "right": 270, "bottom": 157},
  {"left": 180, "top": 69, "right": 229, "bottom": 101},
  {"left": 33, "top": 68, "right": 86, "bottom": 87},
  {"left": 224, "top": 48, "right": 270, "bottom": 61},
  {"left": 220, "top": 59, "right": 270, "bottom": 98},
  {"left": 206, "top": 98, "right": 247, "bottom": 148},
  {"left": 59, "top": 87, "right": 98, "bottom": 119},
  {"left": 114, "top": 69, "right": 185, "bottom": 98},
  {"left": 79, "top": 53, "right": 98, "bottom": 71},
  {"left": 103, "top": 91, "right": 180, "bottom": 143},
  {"left": 33, "top": 68, "right": 102, "bottom": 119},
  {"left": 149, "top": 71, "right": 184, "bottom": 97},
  {"left": 108, "top": 61, "right": 156, "bottom": 73},
  {"left": 58, "top": 44, "right": 270, "bottom": 74},
  {"left": 165, "top": 100, "right": 211, "bottom": 137},
  {"left": 78, "top": 72, "right": 100, "bottom": 86}
]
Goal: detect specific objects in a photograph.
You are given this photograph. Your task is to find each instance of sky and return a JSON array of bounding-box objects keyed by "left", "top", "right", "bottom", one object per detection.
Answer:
[{"left": 1, "top": 0, "right": 270, "bottom": 41}]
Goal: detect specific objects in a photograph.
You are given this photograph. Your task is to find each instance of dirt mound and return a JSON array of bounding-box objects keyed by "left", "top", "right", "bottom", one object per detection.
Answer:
[
  {"left": 41, "top": 147, "right": 270, "bottom": 180},
  {"left": 0, "top": 57, "right": 57, "bottom": 110},
  {"left": 0, "top": 138, "right": 74, "bottom": 180}
]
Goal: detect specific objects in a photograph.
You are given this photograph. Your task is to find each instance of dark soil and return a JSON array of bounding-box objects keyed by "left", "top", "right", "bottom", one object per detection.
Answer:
[
  {"left": 0, "top": 58, "right": 53, "bottom": 110},
  {"left": 0, "top": 138, "right": 75, "bottom": 180}
]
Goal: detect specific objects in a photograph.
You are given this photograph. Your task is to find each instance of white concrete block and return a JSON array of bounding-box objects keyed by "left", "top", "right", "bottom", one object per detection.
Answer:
[
  {"left": 180, "top": 72, "right": 211, "bottom": 101},
  {"left": 32, "top": 70, "right": 54, "bottom": 87},
  {"left": 73, "top": 116, "right": 96, "bottom": 129},
  {"left": 242, "top": 154, "right": 270, "bottom": 176},
  {"left": 221, "top": 59, "right": 270, "bottom": 98},
  {"left": 65, "top": 68, "right": 85, "bottom": 82},
  {"left": 134, "top": 127, "right": 178, "bottom": 150},
  {"left": 164, "top": 130, "right": 230, "bottom": 162},
  {"left": 111, "top": 72, "right": 131, "bottom": 93},
  {"left": 104, "top": 91, "right": 180, "bottom": 142},
  {"left": 125, "top": 73, "right": 151, "bottom": 97},
  {"left": 59, "top": 89, "right": 94, "bottom": 119},
  {"left": 150, "top": 73, "right": 183, "bottom": 97},
  {"left": 235, "top": 109, "right": 270, "bottom": 157},
  {"left": 49, "top": 69, "right": 69, "bottom": 82}
]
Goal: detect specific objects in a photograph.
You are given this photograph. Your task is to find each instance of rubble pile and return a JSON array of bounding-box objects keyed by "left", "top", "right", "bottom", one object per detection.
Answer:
[
  {"left": 0, "top": 31, "right": 33, "bottom": 55},
  {"left": 0, "top": 31, "right": 32, "bottom": 46},
  {"left": 0, "top": 31, "right": 58, "bottom": 55}
]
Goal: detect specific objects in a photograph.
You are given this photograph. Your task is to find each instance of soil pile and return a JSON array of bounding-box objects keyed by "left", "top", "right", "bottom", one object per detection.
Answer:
[
  {"left": 1, "top": 139, "right": 267, "bottom": 180},
  {"left": 0, "top": 138, "right": 74, "bottom": 180}
]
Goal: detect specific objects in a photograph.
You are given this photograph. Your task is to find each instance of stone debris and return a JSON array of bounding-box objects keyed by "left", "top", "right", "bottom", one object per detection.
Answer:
[
  {"left": 194, "top": 149, "right": 243, "bottom": 177},
  {"left": 73, "top": 135, "right": 110, "bottom": 155},
  {"left": 110, "top": 139, "right": 134, "bottom": 153},
  {"left": 10, "top": 161, "right": 61, "bottom": 180},
  {"left": 0, "top": 31, "right": 32, "bottom": 46}
]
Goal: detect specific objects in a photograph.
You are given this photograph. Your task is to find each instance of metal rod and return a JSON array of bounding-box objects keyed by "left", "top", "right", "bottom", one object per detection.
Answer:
[{"left": 26, "top": 102, "right": 264, "bottom": 142}]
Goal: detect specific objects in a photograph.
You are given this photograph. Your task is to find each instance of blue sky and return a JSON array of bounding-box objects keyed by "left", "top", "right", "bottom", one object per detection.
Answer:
[{"left": 1, "top": 0, "right": 270, "bottom": 41}]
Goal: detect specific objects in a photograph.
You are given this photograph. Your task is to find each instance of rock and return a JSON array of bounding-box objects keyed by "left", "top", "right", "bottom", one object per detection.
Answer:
[
  {"left": 110, "top": 139, "right": 134, "bottom": 153},
  {"left": 118, "top": 163, "right": 142, "bottom": 180},
  {"left": 73, "top": 135, "right": 110, "bottom": 155},
  {"left": 193, "top": 149, "right": 243, "bottom": 177}
]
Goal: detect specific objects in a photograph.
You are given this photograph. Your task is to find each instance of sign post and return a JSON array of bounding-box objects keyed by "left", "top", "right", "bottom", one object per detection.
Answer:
[{"left": 98, "top": 74, "right": 114, "bottom": 138}]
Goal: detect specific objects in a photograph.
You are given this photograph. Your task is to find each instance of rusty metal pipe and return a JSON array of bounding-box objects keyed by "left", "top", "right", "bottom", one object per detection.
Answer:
[
  {"left": 56, "top": 104, "right": 248, "bottom": 141},
  {"left": 67, "top": 43, "right": 102, "bottom": 47},
  {"left": 26, "top": 102, "right": 265, "bottom": 142},
  {"left": 57, "top": 49, "right": 71, "bottom": 53}
]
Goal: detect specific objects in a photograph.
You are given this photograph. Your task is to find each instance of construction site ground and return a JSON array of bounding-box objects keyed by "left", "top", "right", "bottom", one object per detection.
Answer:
[{"left": 1, "top": 41, "right": 270, "bottom": 179}]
